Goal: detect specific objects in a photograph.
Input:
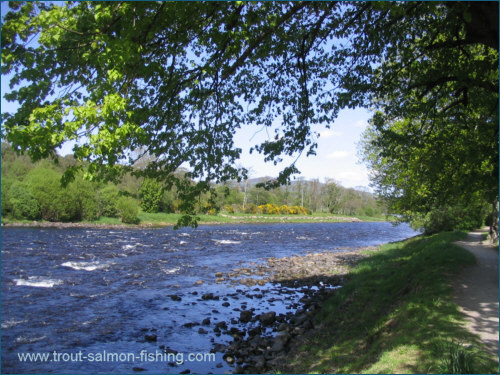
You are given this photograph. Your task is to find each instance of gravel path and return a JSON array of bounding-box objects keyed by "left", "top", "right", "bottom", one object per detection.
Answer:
[{"left": 453, "top": 228, "right": 499, "bottom": 357}]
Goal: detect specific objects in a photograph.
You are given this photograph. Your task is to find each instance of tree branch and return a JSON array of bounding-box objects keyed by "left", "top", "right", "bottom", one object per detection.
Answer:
[{"left": 221, "top": 2, "right": 307, "bottom": 80}]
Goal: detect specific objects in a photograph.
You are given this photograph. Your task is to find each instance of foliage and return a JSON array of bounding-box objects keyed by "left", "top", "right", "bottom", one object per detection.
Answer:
[
  {"left": 60, "top": 174, "right": 101, "bottom": 221},
  {"left": 116, "top": 196, "right": 140, "bottom": 224},
  {"left": 96, "top": 184, "right": 120, "bottom": 218},
  {"left": 243, "top": 203, "right": 257, "bottom": 214},
  {"left": 355, "top": 2, "right": 498, "bottom": 235},
  {"left": 437, "top": 341, "right": 477, "bottom": 374},
  {"left": 1, "top": 142, "right": 383, "bottom": 223},
  {"left": 257, "top": 203, "right": 311, "bottom": 215},
  {"left": 2, "top": 2, "right": 497, "bottom": 227},
  {"left": 1, "top": 177, "right": 15, "bottom": 216},
  {"left": 160, "top": 189, "right": 178, "bottom": 214},
  {"left": 7, "top": 181, "right": 40, "bottom": 220},
  {"left": 24, "top": 167, "right": 79, "bottom": 222},
  {"left": 360, "top": 116, "right": 497, "bottom": 233},
  {"left": 412, "top": 204, "right": 488, "bottom": 235},
  {"left": 139, "top": 178, "right": 163, "bottom": 213}
]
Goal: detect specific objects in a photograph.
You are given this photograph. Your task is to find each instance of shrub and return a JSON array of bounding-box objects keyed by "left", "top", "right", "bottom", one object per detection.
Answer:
[
  {"left": 289, "top": 205, "right": 308, "bottom": 215},
  {"left": 8, "top": 182, "right": 40, "bottom": 220},
  {"left": 422, "top": 205, "right": 486, "bottom": 235},
  {"left": 160, "top": 190, "right": 177, "bottom": 213},
  {"left": 1, "top": 177, "right": 15, "bottom": 216},
  {"left": 364, "top": 206, "right": 374, "bottom": 217},
  {"left": 258, "top": 203, "right": 280, "bottom": 214},
  {"left": 200, "top": 202, "right": 217, "bottom": 215},
  {"left": 254, "top": 203, "right": 311, "bottom": 215},
  {"left": 71, "top": 177, "right": 100, "bottom": 221},
  {"left": 117, "top": 197, "right": 140, "bottom": 224},
  {"left": 25, "top": 167, "right": 79, "bottom": 222},
  {"left": 279, "top": 205, "right": 289, "bottom": 214},
  {"left": 96, "top": 185, "right": 121, "bottom": 217},
  {"left": 79, "top": 194, "right": 100, "bottom": 221},
  {"left": 244, "top": 203, "right": 257, "bottom": 214}
]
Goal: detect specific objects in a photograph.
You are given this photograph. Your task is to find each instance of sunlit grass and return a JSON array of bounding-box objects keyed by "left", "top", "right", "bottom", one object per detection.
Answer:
[
  {"left": 129, "top": 211, "right": 382, "bottom": 226},
  {"left": 2, "top": 210, "right": 386, "bottom": 226},
  {"left": 277, "top": 231, "right": 499, "bottom": 374}
]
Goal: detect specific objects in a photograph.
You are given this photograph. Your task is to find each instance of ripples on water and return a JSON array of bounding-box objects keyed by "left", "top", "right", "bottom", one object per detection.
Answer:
[{"left": 1, "top": 222, "right": 418, "bottom": 374}]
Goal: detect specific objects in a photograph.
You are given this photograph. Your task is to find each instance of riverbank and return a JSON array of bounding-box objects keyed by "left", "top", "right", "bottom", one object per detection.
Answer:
[
  {"left": 262, "top": 231, "right": 498, "bottom": 374},
  {"left": 204, "top": 231, "right": 498, "bottom": 373},
  {"left": 1, "top": 211, "right": 384, "bottom": 229}
]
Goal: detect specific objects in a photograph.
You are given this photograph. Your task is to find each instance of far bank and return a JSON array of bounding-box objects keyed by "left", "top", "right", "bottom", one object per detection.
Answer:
[{"left": 1, "top": 211, "right": 388, "bottom": 229}]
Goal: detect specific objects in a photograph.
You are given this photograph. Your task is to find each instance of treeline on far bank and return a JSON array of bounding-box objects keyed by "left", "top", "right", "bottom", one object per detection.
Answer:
[{"left": 1, "top": 143, "right": 384, "bottom": 224}]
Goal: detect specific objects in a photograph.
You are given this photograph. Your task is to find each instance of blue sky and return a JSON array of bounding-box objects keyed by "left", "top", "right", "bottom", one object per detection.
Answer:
[{"left": 232, "top": 108, "right": 371, "bottom": 188}]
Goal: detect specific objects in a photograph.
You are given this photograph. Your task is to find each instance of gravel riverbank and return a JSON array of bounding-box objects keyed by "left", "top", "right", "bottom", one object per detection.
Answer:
[{"left": 164, "top": 246, "right": 380, "bottom": 373}]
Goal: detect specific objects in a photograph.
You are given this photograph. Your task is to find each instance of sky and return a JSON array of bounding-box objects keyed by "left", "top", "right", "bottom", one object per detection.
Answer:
[
  {"left": 232, "top": 108, "right": 372, "bottom": 189},
  {"left": 0, "top": 2, "right": 373, "bottom": 190}
]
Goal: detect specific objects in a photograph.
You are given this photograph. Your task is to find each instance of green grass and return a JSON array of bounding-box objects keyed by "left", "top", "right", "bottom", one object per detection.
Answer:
[
  {"left": 112, "top": 211, "right": 381, "bottom": 226},
  {"left": 2, "top": 211, "right": 384, "bottom": 227},
  {"left": 277, "top": 231, "right": 499, "bottom": 374}
]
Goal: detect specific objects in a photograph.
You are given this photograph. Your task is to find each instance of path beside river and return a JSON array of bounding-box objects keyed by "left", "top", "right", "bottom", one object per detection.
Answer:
[{"left": 453, "top": 228, "right": 499, "bottom": 357}]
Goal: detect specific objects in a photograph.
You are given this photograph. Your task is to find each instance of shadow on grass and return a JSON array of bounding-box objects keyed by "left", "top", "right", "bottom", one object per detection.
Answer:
[{"left": 275, "top": 232, "right": 499, "bottom": 374}]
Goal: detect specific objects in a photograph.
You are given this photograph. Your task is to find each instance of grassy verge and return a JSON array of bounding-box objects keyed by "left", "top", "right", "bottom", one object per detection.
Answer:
[
  {"left": 133, "top": 211, "right": 386, "bottom": 226},
  {"left": 278, "top": 231, "right": 499, "bottom": 374},
  {"left": 1, "top": 212, "right": 386, "bottom": 227}
]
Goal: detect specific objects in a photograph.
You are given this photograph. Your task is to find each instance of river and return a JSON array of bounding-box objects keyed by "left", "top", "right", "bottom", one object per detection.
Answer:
[{"left": 1, "top": 222, "right": 418, "bottom": 374}]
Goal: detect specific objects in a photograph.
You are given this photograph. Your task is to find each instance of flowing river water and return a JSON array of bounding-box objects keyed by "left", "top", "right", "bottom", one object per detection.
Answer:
[{"left": 1, "top": 222, "right": 418, "bottom": 374}]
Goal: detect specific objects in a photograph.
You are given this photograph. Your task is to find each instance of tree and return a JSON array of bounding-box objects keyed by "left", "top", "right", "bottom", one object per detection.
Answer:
[
  {"left": 360, "top": 117, "right": 495, "bottom": 234},
  {"left": 2, "top": 2, "right": 498, "bottom": 229},
  {"left": 139, "top": 178, "right": 163, "bottom": 213},
  {"left": 323, "top": 179, "right": 342, "bottom": 215}
]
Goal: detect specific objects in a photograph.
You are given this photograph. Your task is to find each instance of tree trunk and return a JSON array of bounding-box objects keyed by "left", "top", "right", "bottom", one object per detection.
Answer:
[
  {"left": 242, "top": 179, "right": 248, "bottom": 210},
  {"left": 489, "top": 199, "right": 499, "bottom": 243}
]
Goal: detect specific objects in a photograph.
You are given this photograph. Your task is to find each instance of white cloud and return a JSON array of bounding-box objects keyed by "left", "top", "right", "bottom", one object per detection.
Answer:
[
  {"left": 354, "top": 120, "right": 368, "bottom": 128},
  {"left": 326, "top": 150, "right": 350, "bottom": 159},
  {"left": 319, "top": 129, "right": 342, "bottom": 138},
  {"left": 336, "top": 168, "right": 371, "bottom": 188}
]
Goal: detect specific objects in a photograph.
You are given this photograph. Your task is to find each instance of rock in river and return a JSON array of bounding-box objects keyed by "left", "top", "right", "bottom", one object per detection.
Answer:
[
  {"left": 239, "top": 310, "right": 254, "bottom": 323},
  {"left": 144, "top": 334, "right": 157, "bottom": 342},
  {"left": 258, "top": 311, "right": 276, "bottom": 326}
]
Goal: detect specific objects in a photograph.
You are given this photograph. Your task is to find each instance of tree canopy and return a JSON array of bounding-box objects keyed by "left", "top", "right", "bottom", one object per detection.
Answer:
[{"left": 2, "top": 1, "right": 498, "bottom": 228}]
